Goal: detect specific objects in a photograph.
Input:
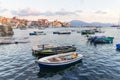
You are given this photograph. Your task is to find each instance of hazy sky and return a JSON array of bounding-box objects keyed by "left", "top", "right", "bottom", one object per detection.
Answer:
[{"left": 0, "top": 0, "right": 120, "bottom": 23}]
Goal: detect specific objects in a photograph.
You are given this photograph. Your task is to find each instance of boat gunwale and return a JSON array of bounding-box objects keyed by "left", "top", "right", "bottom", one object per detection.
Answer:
[{"left": 37, "top": 52, "right": 83, "bottom": 64}]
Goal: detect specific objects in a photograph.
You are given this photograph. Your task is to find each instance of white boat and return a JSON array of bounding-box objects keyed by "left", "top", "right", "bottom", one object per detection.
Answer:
[
  {"left": 29, "top": 31, "right": 46, "bottom": 35},
  {"left": 36, "top": 52, "right": 83, "bottom": 68}
]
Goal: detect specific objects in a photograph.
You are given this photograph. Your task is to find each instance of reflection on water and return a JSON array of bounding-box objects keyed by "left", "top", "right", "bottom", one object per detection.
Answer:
[
  {"left": 1, "top": 27, "right": 120, "bottom": 80},
  {"left": 37, "top": 61, "right": 83, "bottom": 78}
]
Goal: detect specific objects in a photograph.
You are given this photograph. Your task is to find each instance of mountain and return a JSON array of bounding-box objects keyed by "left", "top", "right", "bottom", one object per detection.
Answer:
[
  {"left": 70, "top": 20, "right": 112, "bottom": 27},
  {"left": 70, "top": 20, "right": 89, "bottom": 26}
]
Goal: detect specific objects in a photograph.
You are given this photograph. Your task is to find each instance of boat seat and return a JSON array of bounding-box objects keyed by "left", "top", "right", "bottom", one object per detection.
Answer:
[
  {"left": 58, "top": 56, "right": 65, "bottom": 60},
  {"left": 48, "top": 57, "right": 62, "bottom": 62}
]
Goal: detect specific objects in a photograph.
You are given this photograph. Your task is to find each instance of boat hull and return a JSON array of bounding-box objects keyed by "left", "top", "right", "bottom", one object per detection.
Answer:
[
  {"left": 37, "top": 58, "right": 82, "bottom": 69},
  {"left": 53, "top": 32, "right": 71, "bottom": 34},
  {"left": 116, "top": 44, "right": 120, "bottom": 50},
  {"left": 88, "top": 36, "right": 114, "bottom": 44},
  {"left": 32, "top": 46, "right": 76, "bottom": 57},
  {"left": 58, "top": 32, "right": 71, "bottom": 35},
  {"left": 53, "top": 32, "right": 59, "bottom": 34}
]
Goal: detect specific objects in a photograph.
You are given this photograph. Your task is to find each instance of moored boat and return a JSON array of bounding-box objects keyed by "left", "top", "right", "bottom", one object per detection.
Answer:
[
  {"left": 32, "top": 45, "right": 76, "bottom": 56},
  {"left": 53, "top": 31, "right": 71, "bottom": 34},
  {"left": 36, "top": 52, "right": 83, "bottom": 68},
  {"left": 53, "top": 32, "right": 59, "bottom": 34},
  {"left": 91, "top": 28, "right": 104, "bottom": 33},
  {"left": 88, "top": 36, "right": 114, "bottom": 44},
  {"left": 29, "top": 32, "right": 36, "bottom": 35},
  {"left": 29, "top": 31, "right": 46, "bottom": 35},
  {"left": 57, "top": 31, "right": 71, "bottom": 34},
  {"left": 81, "top": 30, "right": 95, "bottom": 35},
  {"left": 116, "top": 44, "right": 120, "bottom": 50}
]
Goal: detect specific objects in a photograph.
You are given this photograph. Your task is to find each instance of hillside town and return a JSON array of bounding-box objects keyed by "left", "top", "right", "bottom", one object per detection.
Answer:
[
  {"left": 0, "top": 16, "right": 71, "bottom": 28},
  {"left": 0, "top": 16, "right": 70, "bottom": 36}
]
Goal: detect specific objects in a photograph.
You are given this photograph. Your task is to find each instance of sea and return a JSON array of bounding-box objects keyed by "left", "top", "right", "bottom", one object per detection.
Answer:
[{"left": 0, "top": 27, "right": 120, "bottom": 80}]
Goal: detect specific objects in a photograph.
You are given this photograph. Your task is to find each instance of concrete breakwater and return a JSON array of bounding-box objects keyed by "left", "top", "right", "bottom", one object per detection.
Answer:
[{"left": 0, "top": 37, "right": 29, "bottom": 44}]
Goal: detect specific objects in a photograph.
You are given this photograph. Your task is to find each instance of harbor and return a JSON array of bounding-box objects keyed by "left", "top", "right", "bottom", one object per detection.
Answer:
[
  {"left": 1, "top": 0, "right": 120, "bottom": 79},
  {"left": 0, "top": 27, "right": 120, "bottom": 80}
]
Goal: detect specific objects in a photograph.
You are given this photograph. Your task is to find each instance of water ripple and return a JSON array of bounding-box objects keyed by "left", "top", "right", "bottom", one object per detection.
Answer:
[{"left": 0, "top": 27, "right": 120, "bottom": 80}]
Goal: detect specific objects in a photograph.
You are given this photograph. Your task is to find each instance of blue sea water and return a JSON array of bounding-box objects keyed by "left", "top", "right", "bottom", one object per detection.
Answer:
[{"left": 0, "top": 27, "right": 120, "bottom": 80}]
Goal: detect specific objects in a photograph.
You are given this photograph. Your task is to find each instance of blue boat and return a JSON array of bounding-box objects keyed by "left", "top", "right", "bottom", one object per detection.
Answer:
[
  {"left": 29, "top": 33, "right": 36, "bottom": 35},
  {"left": 36, "top": 52, "right": 83, "bottom": 69},
  {"left": 29, "top": 31, "right": 46, "bottom": 35},
  {"left": 116, "top": 44, "right": 120, "bottom": 50},
  {"left": 53, "top": 32, "right": 59, "bottom": 34}
]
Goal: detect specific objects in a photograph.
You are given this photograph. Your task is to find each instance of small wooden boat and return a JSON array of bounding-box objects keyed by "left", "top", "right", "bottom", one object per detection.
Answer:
[
  {"left": 116, "top": 44, "right": 120, "bottom": 50},
  {"left": 32, "top": 45, "right": 76, "bottom": 56},
  {"left": 53, "top": 32, "right": 59, "bottom": 34},
  {"left": 81, "top": 30, "right": 95, "bottom": 35},
  {"left": 53, "top": 31, "right": 71, "bottom": 34},
  {"left": 29, "top": 31, "right": 46, "bottom": 35},
  {"left": 36, "top": 52, "right": 83, "bottom": 68},
  {"left": 29, "top": 32, "right": 36, "bottom": 35},
  {"left": 88, "top": 36, "right": 114, "bottom": 44},
  {"left": 57, "top": 31, "right": 71, "bottom": 35},
  {"left": 91, "top": 28, "right": 104, "bottom": 33},
  {"left": 34, "top": 31, "right": 46, "bottom": 35}
]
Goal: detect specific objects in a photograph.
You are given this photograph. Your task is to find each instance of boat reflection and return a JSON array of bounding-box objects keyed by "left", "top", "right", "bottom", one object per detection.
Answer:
[{"left": 37, "top": 61, "right": 83, "bottom": 78}]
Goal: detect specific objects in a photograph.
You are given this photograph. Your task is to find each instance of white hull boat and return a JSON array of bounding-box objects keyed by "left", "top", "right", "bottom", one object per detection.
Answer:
[{"left": 36, "top": 52, "right": 83, "bottom": 68}]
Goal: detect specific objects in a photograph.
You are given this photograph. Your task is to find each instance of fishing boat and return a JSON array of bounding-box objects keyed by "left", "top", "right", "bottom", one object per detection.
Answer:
[
  {"left": 32, "top": 44, "right": 56, "bottom": 54},
  {"left": 32, "top": 45, "right": 76, "bottom": 56},
  {"left": 53, "top": 31, "right": 59, "bottom": 34},
  {"left": 53, "top": 31, "right": 71, "bottom": 34},
  {"left": 29, "top": 31, "right": 46, "bottom": 35},
  {"left": 91, "top": 28, "right": 104, "bottom": 33},
  {"left": 88, "top": 36, "right": 114, "bottom": 44},
  {"left": 34, "top": 31, "right": 43, "bottom": 34},
  {"left": 36, "top": 52, "right": 83, "bottom": 68},
  {"left": 81, "top": 30, "right": 95, "bottom": 35},
  {"left": 57, "top": 31, "right": 71, "bottom": 35},
  {"left": 116, "top": 44, "right": 120, "bottom": 50},
  {"left": 29, "top": 32, "right": 36, "bottom": 35}
]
